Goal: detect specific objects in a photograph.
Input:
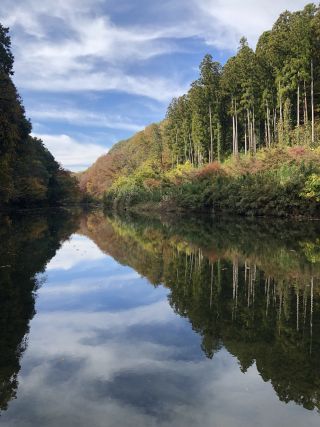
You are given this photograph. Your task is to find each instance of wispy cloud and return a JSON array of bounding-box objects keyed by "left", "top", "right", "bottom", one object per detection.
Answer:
[
  {"left": 194, "top": 0, "right": 309, "bottom": 47},
  {"left": 32, "top": 133, "right": 107, "bottom": 171},
  {"left": 29, "top": 107, "right": 144, "bottom": 132},
  {"left": 0, "top": 0, "right": 189, "bottom": 100},
  {"left": 0, "top": 0, "right": 307, "bottom": 100},
  {"left": 20, "top": 71, "right": 188, "bottom": 101}
]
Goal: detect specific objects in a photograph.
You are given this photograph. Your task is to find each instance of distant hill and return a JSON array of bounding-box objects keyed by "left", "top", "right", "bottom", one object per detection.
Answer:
[{"left": 78, "top": 122, "right": 169, "bottom": 198}]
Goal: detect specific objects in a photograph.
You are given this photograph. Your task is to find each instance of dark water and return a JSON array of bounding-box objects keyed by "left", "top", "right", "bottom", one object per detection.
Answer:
[{"left": 0, "top": 209, "right": 319, "bottom": 426}]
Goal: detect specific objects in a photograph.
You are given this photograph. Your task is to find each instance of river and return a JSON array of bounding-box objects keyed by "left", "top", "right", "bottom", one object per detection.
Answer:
[{"left": 0, "top": 209, "right": 319, "bottom": 426}]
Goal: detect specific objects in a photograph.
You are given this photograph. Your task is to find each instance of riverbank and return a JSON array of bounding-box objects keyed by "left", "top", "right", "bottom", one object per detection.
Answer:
[{"left": 103, "top": 146, "right": 320, "bottom": 218}]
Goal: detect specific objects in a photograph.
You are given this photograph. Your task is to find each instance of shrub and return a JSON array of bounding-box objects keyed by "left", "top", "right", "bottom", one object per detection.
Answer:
[
  {"left": 103, "top": 146, "right": 320, "bottom": 217},
  {"left": 301, "top": 174, "right": 320, "bottom": 202}
]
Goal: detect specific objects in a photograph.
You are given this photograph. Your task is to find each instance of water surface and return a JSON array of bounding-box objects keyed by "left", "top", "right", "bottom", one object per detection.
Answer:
[{"left": 0, "top": 210, "right": 319, "bottom": 426}]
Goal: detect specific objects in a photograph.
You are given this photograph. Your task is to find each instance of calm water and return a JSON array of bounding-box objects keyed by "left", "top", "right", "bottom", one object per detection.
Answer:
[{"left": 0, "top": 209, "right": 319, "bottom": 426}]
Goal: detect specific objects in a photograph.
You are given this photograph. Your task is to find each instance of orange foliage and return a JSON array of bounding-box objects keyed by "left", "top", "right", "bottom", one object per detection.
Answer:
[
  {"left": 196, "top": 161, "right": 224, "bottom": 179},
  {"left": 288, "top": 146, "right": 307, "bottom": 158},
  {"left": 77, "top": 123, "right": 169, "bottom": 198},
  {"left": 143, "top": 178, "right": 162, "bottom": 189}
]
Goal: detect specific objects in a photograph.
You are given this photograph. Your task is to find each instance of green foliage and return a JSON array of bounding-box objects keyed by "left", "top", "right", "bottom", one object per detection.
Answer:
[
  {"left": 103, "top": 145, "right": 320, "bottom": 217},
  {"left": 79, "top": 122, "right": 169, "bottom": 198},
  {"left": 0, "top": 24, "right": 14, "bottom": 75},
  {"left": 301, "top": 173, "right": 320, "bottom": 201},
  {"left": 301, "top": 239, "right": 320, "bottom": 263},
  {"left": 0, "top": 26, "right": 81, "bottom": 207},
  {"left": 164, "top": 4, "right": 320, "bottom": 160}
]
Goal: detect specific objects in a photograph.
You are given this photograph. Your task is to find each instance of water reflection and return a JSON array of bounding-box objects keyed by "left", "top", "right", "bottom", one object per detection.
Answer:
[
  {"left": 0, "top": 210, "right": 319, "bottom": 426},
  {"left": 0, "top": 209, "right": 79, "bottom": 412},
  {"left": 80, "top": 212, "right": 320, "bottom": 412}
]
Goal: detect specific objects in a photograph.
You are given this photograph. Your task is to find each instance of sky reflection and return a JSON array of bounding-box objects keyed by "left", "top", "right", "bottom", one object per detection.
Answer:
[{"left": 1, "top": 233, "right": 319, "bottom": 427}]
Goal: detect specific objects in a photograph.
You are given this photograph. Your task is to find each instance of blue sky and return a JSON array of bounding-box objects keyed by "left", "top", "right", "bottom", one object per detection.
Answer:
[{"left": 0, "top": 0, "right": 308, "bottom": 171}]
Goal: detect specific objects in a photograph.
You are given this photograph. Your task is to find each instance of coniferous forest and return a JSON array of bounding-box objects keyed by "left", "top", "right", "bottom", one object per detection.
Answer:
[
  {"left": 0, "top": 25, "right": 80, "bottom": 209},
  {"left": 79, "top": 3, "right": 320, "bottom": 217}
]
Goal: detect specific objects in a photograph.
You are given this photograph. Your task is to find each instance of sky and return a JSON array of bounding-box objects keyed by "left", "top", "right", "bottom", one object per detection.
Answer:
[{"left": 0, "top": 0, "right": 309, "bottom": 171}]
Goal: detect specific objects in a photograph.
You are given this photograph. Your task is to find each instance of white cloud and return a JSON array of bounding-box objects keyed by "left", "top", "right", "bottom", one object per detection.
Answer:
[
  {"left": 6, "top": 294, "right": 319, "bottom": 427},
  {"left": 0, "top": 0, "right": 188, "bottom": 101},
  {"left": 22, "top": 71, "right": 187, "bottom": 101},
  {"left": 29, "top": 107, "right": 144, "bottom": 132},
  {"left": 0, "top": 0, "right": 308, "bottom": 102},
  {"left": 46, "top": 235, "right": 106, "bottom": 271},
  {"left": 32, "top": 133, "right": 107, "bottom": 171},
  {"left": 195, "top": 0, "right": 309, "bottom": 47}
]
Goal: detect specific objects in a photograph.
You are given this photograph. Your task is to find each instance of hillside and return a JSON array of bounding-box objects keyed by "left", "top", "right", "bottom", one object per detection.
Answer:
[
  {"left": 78, "top": 3, "right": 320, "bottom": 217},
  {"left": 0, "top": 24, "right": 80, "bottom": 208},
  {"left": 78, "top": 122, "right": 170, "bottom": 197}
]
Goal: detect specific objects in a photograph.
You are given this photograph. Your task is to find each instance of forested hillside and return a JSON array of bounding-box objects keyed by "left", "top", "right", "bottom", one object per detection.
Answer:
[
  {"left": 79, "top": 3, "right": 320, "bottom": 217},
  {"left": 78, "top": 122, "right": 170, "bottom": 198},
  {"left": 0, "top": 24, "right": 80, "bottom": 208}
]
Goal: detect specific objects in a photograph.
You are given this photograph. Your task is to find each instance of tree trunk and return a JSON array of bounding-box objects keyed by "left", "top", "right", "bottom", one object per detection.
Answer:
[
  {"left": 264, "top": 119, "right": 267, "bottom": 146},
  {"left": 217, "top": 123, "right": 221, "bottom": 163},
  {"left": 273, "top": 108, "right": 277, "bottom": 142},
  {"left": 247, "top": 109, "right": 251, "bottom": 153},
  {"left": 297, "top": 83, "right": 300, "bottom": 128},
  {"left": 209, "top": 104, "right": 213, "bottom": 163},
  {"left": 304, "top": 80, "right": 308, "bottom": 125},
  {"left": 235, "top": 100, "right": 238, "bottom": 156},
  {"left": 175, "top": 129, "right": 178, "bottom": 165},
  {"left": 232, "top": 114, "right": 235, "bottom": 156},
  {"left": 232, "top": 98, "right": 235, "bottom": 156},
  {"left": 253, "top": 108, "right": 256, "bottom": 154},
  {"left": 244, "top": 120, "right": 247, "bottom": 155},
  {"left": 310, "top": 276, "right": 313, "bottom": 354},
  {"left": 267, "top": 104, "right": 271, "bottom": 147},
  {"left": 188, "top": 133, "right": 193, "bottom": 165},
  {"left": 311, "top": 60, "right": 315, "bottom": 144},
  {"left": 279, "top": 81, "right": 283, "bottom": 140}
]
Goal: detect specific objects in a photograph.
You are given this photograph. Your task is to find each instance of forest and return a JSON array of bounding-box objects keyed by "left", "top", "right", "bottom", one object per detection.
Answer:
[
  {"left": 79, "top": 3, "right": 320, "bottom": 217},
  {"left": 0, "top": 24, "right": 80, "bottom": 209}
]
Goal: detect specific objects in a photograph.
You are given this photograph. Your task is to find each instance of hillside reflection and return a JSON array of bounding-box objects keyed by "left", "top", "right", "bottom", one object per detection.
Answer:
[
  {"left": 0, "top": 210, "right": 79, "bottom": 411},
  {"left": 80, "top": 211, "right": 320, "bottom": 412}
]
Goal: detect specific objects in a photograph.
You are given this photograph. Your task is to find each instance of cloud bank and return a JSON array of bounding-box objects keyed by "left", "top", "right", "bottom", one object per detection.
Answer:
[{"left": 33, "top": 133, "right": 107, "bottom": 171}]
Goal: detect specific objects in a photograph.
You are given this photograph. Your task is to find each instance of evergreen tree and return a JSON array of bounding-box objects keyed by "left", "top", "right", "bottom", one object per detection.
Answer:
[{"left": 164, "top": 3, "right": 320, "bottom": 165}]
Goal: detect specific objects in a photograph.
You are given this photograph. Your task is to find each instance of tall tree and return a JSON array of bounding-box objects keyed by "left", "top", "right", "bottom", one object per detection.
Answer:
[{"left": 0, "top": 24, "right": 14, "bottom": 75}]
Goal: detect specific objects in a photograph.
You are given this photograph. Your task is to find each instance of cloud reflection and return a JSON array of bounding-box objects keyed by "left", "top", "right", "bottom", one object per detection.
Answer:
[
  {"left": 46, "top": 234, "right": 106, "bottom": 271},
  {"left": 1, "top": 234, "right": 319, "bottom": 427}
]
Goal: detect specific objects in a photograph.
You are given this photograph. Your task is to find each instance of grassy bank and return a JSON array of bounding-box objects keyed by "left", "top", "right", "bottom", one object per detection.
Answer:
[{"left": 103, "top": 145, "right": 320, "bottom": 217}]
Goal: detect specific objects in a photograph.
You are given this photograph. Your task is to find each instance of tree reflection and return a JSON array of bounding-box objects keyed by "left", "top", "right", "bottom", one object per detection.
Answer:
[
  {"left": 80, "top": 211, "right": 320, "bottom": 412},
  {"left": 0, "top": 210, "right": 79, "bottom": 411}
]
